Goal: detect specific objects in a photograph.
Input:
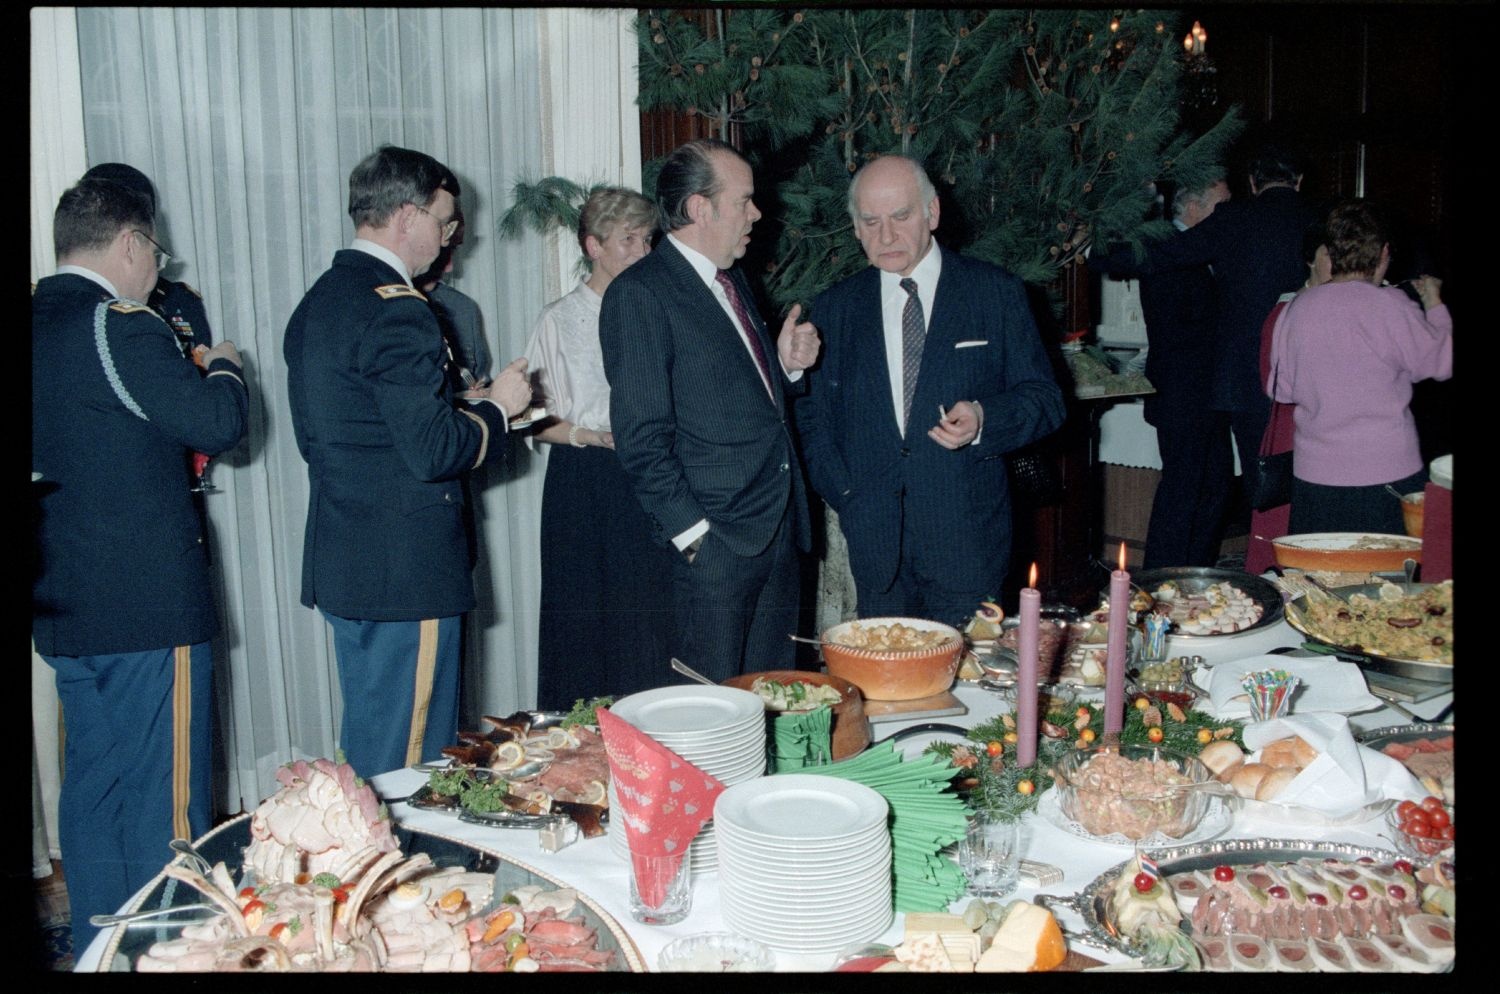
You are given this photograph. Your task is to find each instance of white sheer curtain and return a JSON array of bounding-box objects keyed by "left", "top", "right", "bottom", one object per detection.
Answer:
[{"left": 55, "top": 6, "right": 641, "bottom": 815}]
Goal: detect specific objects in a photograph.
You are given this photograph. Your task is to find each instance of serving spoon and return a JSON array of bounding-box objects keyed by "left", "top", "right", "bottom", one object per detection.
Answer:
[{"left": 670, "top": 656, "right": 718, "bottom": 686}]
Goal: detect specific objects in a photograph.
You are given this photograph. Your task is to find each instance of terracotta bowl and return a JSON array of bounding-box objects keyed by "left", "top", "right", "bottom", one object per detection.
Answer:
[
  {"left": 721, "top": 670, "right": 871, "bottom": 761},
  {"left": 819, "top": 617, "right": 963, "bottom": 701},
  {"left": 1272, "top": 532, "right": 1421, "bottom": 572}
]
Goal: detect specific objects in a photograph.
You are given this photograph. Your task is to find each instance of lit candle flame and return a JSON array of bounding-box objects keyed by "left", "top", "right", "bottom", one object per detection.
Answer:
[
  {"left": 1117, "top": 542, "right": 1127, "bottom": 572},
  {"left": 1029, "top": 562, "right": 1038, "bottom": 589}
]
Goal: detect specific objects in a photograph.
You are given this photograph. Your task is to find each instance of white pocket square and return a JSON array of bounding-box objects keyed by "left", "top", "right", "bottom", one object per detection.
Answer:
[{"left": 954, "top": 339, "right": 989, "bottom": 349}]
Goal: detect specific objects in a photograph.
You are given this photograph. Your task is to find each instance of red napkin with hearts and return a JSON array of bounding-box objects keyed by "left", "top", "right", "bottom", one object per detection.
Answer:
[{"left": 597, "top": 707, "right": 725, "bottom": 904}]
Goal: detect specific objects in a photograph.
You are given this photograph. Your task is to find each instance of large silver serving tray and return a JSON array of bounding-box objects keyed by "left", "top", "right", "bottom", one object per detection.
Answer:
[
  {"left": 1285, "top": 583, "right": 1452, "bottom": 685},
  {"left": 97, "top": 812, "right": 645, "bottom": 972},
  {"left": 1128, "top": 567, "right": 1285, "bottom": 641},
  {"left": 1356, "top": 722, "right": 1455, "bottom": 750},
  {"left": 1038, "top": 837, "right": 1408, "bottom": 968}
]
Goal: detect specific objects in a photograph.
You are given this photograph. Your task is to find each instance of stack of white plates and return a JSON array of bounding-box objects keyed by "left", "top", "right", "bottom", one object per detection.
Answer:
[
  {"left": 714, "top": 775, "right": 893, "bottom": 953},
  {"left": 606, "top": 685, "right": 768, "bottom": 872}
]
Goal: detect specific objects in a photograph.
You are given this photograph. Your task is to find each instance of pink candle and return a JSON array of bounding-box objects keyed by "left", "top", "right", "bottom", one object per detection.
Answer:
[
  {"left": 1017, "top": 564, "right": 1041, "bottom": 767},
  {"left": 1105, "top": 543, "right": 1129, "bottom": 734}
]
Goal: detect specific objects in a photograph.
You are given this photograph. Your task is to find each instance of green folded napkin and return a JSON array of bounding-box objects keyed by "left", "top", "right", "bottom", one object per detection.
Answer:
[{"left": 770, "top": 704, "right": 833, "bottom": 771}]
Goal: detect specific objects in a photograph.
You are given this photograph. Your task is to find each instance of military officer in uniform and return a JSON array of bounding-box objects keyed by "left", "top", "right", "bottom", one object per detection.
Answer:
[
  {"left": 284, "top": 145, "right": 532, "bottom": 779},
  {"left": 32, "top": 174, "right": 249, "bottom": 948}
]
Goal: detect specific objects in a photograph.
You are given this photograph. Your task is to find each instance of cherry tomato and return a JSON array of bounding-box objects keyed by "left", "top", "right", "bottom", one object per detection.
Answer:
[
  {"left": 1213, "top": 865, "right": 1235, "bottom": 882},
  {"left": 1420, "top": 795, "right": 1445, "bottom": 813},
  {"left": 1134, "top": 872, "right": 1155, "bottom": 893},
  {"left": 1396, "top": 800, "right": 1419, "bottom": 820},
  {"left": 1347, "top": 885, "right": 1368, "bottom": 902},
  {"left": 1267, "top": 885, "right": 1289, "bottom": 900},
  {"left": 1393, "top": 860, "right": 1414, "bottom": 876},
  {"left": 1426, "top": 808, "right": 1451, "bottom": 830},
  {"left": 1307, "top": 893, "right": 1328, "bottom": 907},
  {"left": 1387, "top": 885, "right": 1407, "bottom": 901},
  {"left": 986, "top": 740, "right": 1003, "bottom": 758},
  {"left": 1403, "top": 809, "right": 1431, "bottom": 829},
  {"left": 1436, "top": 824, "right": 1456, "bottom": 842},
  {"left": 1404, "top": 820, "right": 1433, "bottom": 838}
]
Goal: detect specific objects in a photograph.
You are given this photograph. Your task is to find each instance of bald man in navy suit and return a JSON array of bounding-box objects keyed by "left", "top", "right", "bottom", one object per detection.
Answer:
[
  {"left": 600, "top": 139, "right": 821, "bottom": 681},
  {"left": 796, "top": 156, "right": 1065, "bottom": 627}
]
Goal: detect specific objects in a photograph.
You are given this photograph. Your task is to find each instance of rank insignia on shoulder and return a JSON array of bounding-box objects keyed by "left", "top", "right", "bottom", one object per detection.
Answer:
[
  {"left": 108, "top": 300, "right": 158, "bottom": 316},
  {"left": 373, "top": 283, "right": 428, "bottom": 302},
  {"left": 179, "top": 282, "right": 203, "bottom": 299}
]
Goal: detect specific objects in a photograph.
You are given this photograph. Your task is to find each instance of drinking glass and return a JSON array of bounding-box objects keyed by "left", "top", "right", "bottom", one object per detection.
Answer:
[
  {"left": 959, "top": 810, "right": 1021, "bottom": 897},
  {"left": 627, "top": 850, "right": 692, "bottom": 925}
]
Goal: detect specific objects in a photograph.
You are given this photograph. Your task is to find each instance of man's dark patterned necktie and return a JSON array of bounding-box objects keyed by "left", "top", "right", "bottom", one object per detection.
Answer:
[
  {"left": 715, "top": 269, "right": 773, "bottom": 393},
  {"left": 900, "top": 277, "right": 925, "bottom": 433}
]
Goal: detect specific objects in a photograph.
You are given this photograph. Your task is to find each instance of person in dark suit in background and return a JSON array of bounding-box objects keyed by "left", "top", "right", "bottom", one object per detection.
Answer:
[
  {"left": 81, "top": 163, "right": 224, "bottom": 499},
  {"left": 600, "top": 139, "right": 821, "bottom": 681},
  {"left": 1137, "top": 175, "right": 1234, "bottom": 568},
  {"left": 416, "top": 206, "right": 491, "bottom": 390},
  {"left": 795, "top": 156, "right": 1066, "bottom": 627},
  {"left": 81, "top": 163, "right": 216, "bottom": 361},
  {"left": 32, "top": 174, "right": 248, "bottom": 948},
  {"left": 284, "top": 146, "right": 533, "bottom": 778},
  {"left": 1092, "top": 145, "right": 1317, "bottom": 504}
]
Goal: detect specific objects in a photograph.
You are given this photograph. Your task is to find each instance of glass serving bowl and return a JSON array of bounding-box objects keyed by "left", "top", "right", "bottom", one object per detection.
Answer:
[
  {"left": 1383, "top": 807, "right": 1455, "bottom": 864},
  {"left": 656, "top": 932, "right": 777, "bottom": 973},
  {"left": 1051, "top": 743, "right": 1214, "bottom": 842}
]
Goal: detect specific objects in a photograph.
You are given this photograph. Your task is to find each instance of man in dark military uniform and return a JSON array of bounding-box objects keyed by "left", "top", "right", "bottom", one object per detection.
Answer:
[
  {"left": 32, "top": 175, "right": 249, "bottom": 948},
  {"left": 284, "top": 146, "right": 532, "bottom": 779}
]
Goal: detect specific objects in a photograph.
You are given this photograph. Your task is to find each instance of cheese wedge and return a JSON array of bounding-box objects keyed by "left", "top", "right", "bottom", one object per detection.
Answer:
[{"left": 975, "top": 902, "right": 1066, "bottom": 973}]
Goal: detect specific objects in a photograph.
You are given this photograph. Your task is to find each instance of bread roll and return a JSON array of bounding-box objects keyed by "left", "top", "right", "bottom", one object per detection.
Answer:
[
  {"left": 1230, "top": 762, "right": 1271, "bottom": 799},
  {"left": 1256, "top": 766, "right": 1300, "bottom": 802},
  {"left": 1290, "top": 736, "right": 1319, "bottom": 768},
  {"left": 1259, "top": 738, "right": 1300, "bottom": 769},
  {"left": 1200, "top": 741, "right": 1246, "bottom": 778}
]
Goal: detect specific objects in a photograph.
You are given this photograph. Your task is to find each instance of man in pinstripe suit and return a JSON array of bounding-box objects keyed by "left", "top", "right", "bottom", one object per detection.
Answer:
[
  {"left": 796, "top": 156, "right": 1065, "bottom": 627},
  {"left": 601, "top": 139, "right": 821, "bottom": 682}
]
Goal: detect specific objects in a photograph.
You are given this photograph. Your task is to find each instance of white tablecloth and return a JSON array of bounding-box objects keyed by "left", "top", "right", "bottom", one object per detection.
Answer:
[{"left": 78, "top": 617, "right": 1452, "bottom": 973}]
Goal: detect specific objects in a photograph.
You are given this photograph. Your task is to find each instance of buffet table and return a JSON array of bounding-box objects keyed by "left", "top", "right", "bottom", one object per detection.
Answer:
[{"left": 78, "top": 616, "right": 1452, "bottom": 973}]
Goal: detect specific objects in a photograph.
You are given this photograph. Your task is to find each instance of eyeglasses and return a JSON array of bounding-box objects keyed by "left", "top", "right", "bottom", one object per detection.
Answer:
[
  {"left": 132, "top": 229, "right": 172, "bottom": 271},
  {"left": 411, "top": 203, "right": 459, "bottom": 240}
]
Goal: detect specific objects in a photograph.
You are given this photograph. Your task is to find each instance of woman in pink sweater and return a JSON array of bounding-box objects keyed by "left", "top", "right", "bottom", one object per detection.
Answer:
[{"left": 1268, "top": 201, "right": 1451, "bottom": 534}]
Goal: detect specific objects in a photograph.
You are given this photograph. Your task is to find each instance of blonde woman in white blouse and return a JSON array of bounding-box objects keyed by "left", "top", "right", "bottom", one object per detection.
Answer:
[{"left": 525, "top": 188, "right": 675, "bottom": 708}]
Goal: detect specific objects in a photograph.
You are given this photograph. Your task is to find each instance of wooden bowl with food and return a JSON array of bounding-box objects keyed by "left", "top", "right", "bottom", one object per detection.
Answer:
[
  {"left": 819, "top": 617, "right": 963, "bottom": 701},
  {"left": 721, "top": 670, "right": 871, "bottom": 760}
]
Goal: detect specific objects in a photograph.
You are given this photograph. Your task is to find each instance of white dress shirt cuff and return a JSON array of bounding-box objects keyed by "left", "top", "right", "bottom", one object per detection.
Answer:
[
  {"left": 673, "top": 519, "right": 710, "bottom": 551},
  {"left": 971, "top": 400, "right": 985, "bottom": 446}
]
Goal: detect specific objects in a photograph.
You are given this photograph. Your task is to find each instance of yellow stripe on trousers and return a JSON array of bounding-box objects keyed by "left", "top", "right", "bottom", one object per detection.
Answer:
[
  {"left": 405, "top": 619, "right": 440, "bottom": 767},
  {"left": 172, "top": 645, "right": 193, "bottom": 841}
]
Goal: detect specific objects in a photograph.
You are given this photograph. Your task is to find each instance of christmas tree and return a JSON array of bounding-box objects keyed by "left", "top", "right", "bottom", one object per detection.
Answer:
[{"left": 504, "top": 7, "right": 1241, "bottom": 318}]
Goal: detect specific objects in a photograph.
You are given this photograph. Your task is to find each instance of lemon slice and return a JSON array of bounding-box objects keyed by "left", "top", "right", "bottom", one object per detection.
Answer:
[
  {"left": 490, "top": 741, "right": 526, "bottom": 771},
  {"left": 579, "top": 780, "right": 607, "bottom": 806},
  {"left": 545, "top": 727, "right": 577, "bottom": 750},
  {"left": 522, "top": 748, "right": 555, "bottom": 763}
]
